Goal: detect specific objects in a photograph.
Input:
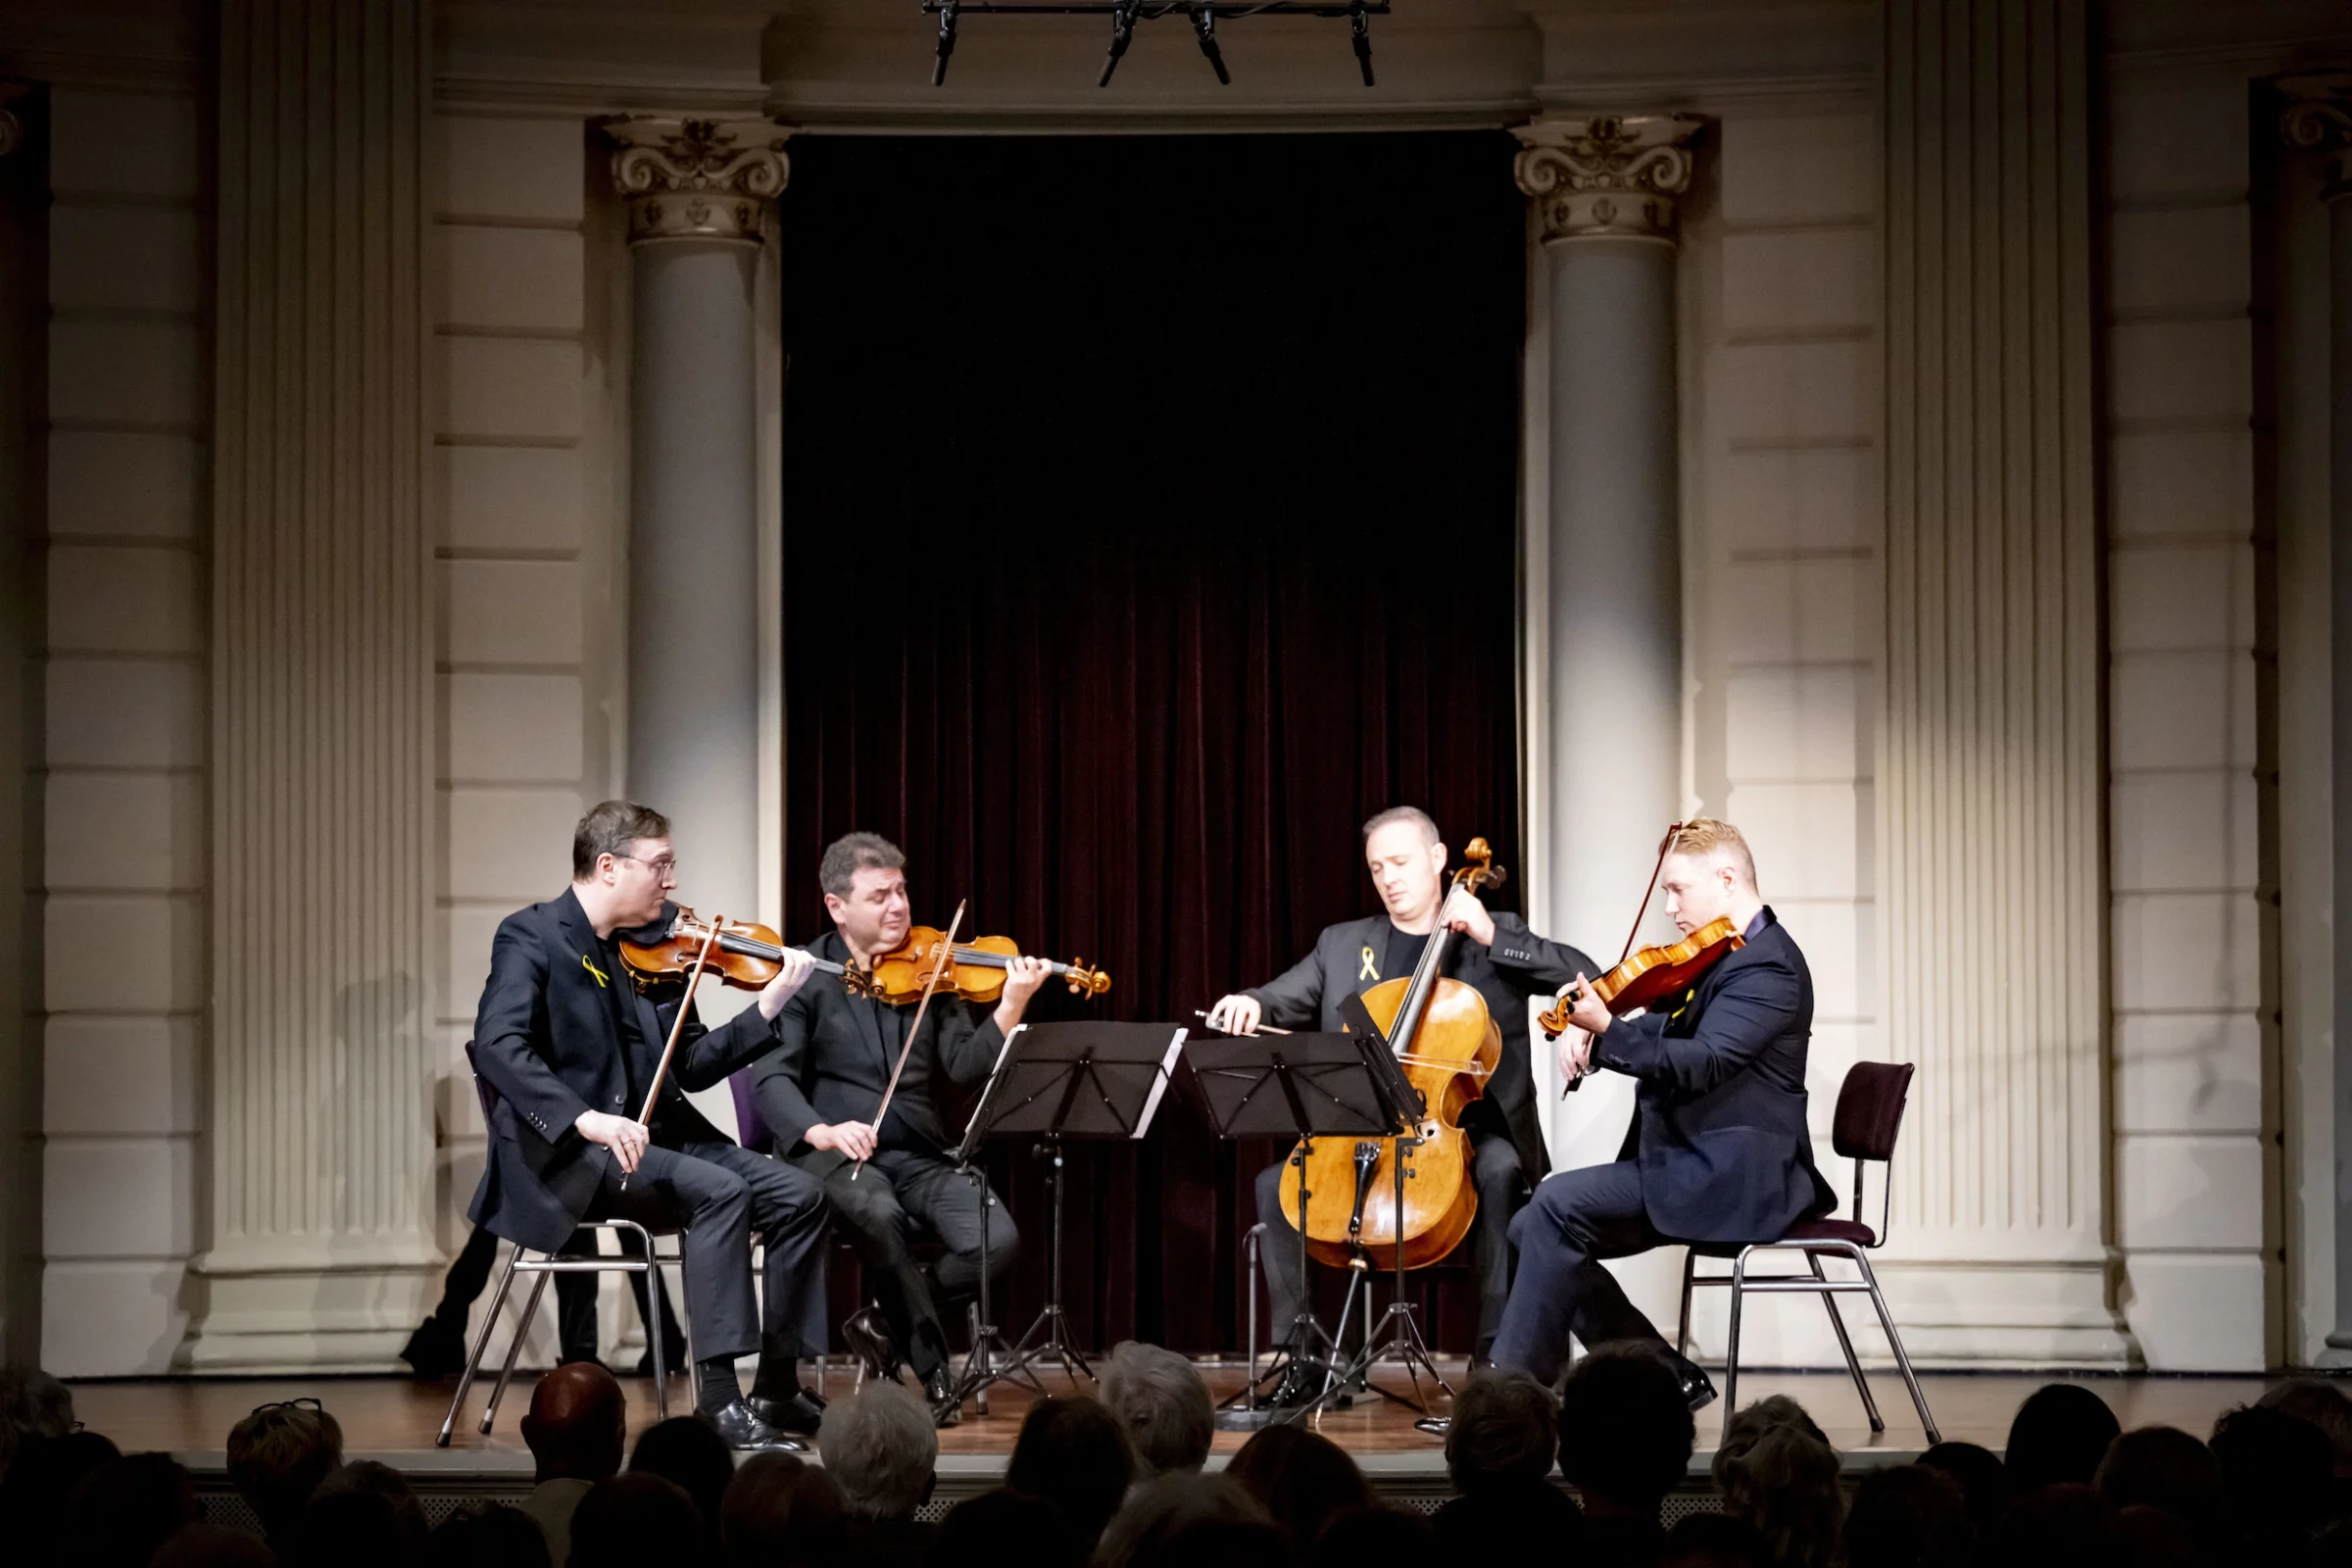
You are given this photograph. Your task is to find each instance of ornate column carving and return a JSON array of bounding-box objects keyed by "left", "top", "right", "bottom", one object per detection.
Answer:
[
  {"left": 1511, "top": 113, "right": 1703, "bottom": 1199},
  {"left": 2279, "top": 72, "right": 2352, "bottom": 1355},
  {"left": 1878, "top": 0, "right": 2127, "bottom": 1361},
  {"left": 185, "top": 0, "right": 436, "bottom": 1370},
  {"left": 603, "top": 119, "right": 791, "bottom": 930}
]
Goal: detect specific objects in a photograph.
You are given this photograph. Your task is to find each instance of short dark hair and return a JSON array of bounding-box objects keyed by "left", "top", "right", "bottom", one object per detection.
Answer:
[
  {"left": 225, "top": 1403, "right": 345, "bottom": 1545},
  {"left": 2003, "top": 1382, "right": 2120, "bottom": 1494},
  {"left": 1445, "top": 1371, "right": 1559, "bottom": 1494},
  {"left": 819, "top": 832, "right": 906, "bottom": 898},
  {"left": 1841, "top": 1464, "right": 1974, "bottom": 1568},
  {"left": 1004, "top": 1396, "right": 1135, "bottom": 1547},
  {"left": 573, "top": 800, "right": 670, "bottom": 880},
  {"left": 426, "top": 1501, "right": 553, "bottom": 1568},
  {"left": 629, "top": 1415, "right": 735, "bottom": 1534},
  {"left": 720, "top": 1453, "right": 846, "bottom": 1568},
  {"left": 570, "top": 1473, "right": 707, "bottom": 1568},
  {"left": 1556, "top": 1344, "right": 1695, "bottom": 1514}
]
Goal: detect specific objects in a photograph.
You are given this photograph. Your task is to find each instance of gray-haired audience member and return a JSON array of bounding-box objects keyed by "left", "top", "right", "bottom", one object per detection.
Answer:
[
  {"left": 815, "top": 1379, "right": 938, "bottom": 1567},
  {"left": 1100, "top": 1341, "right": 1214, "bottom": 1481},
  {"left": 224, "top": 1399, "right": 346, "bottom": 1559},
  {"left": 0, "top": 1368, "right": 76, "bottom": 1479}
]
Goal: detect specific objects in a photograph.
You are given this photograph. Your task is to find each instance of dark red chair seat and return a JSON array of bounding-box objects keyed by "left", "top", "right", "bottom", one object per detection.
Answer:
[{"left": 1782, "top": 1216, "right": 1877, "bottom": 1248}]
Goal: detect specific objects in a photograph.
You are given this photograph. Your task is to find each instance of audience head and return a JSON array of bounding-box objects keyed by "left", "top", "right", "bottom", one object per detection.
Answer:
[
  {"left": 815, "top": 1379, "right": 938, "bottom": 1524},
  {"left": 629, "top": 1414, "right": 734, "bottom": 1535},
  {"left": 1711, "top": 1396, "right": 1840, "bottom": 1568},
  {"left": 225, "top": 1399, "right": 346, "bottom": 1548},
  {"left": 931, "top": 1488, "right": 1086, "bottom": 1568},
  {"left": 2259, "top": 1377, "right": 2352, "bottom": 1479},
  {"left": 1309, "top": 1505, "right": 1437, "bottom": 1565},
  {"left": 1841, "top": 1464, "right": 1974, "bottom": 1568},
  {"left": 2094, "top": 1425, "right": 2228, "bottom": 1544},
  {"left": 56, "top": 1450, "right": 201, "bottom": 1568},
  {"left": 1100, "top": 1342, "right": 1214, "bottom": 1481},
  {"left": 1557, "top": 1344, "right": 1695, "bottom": 1520},
  {"left": 521, "top": 1363, "right": 627, "bottom": 1484},
  {"left": 426, "top": 1501, "right": 554, "bottom": 1568},
  {"left": 1095, "top": 1475, "right": 1286, "bottom": 1568},
  {"left": 1661, "top": 1512, "right": 1774, "bottom": 1568},
  {"left": 0, "top": 1367, "right": 77, "bottom": 1477},
  {"left": 1225, "top": 1422, "right": 1374, "bottom": 1549},
  {"left": 1919, "top": 1440, "right": 2013, "bottom": 1543},
  {"left": 722, "top": 1453, "right": 846, "bottom": 1568},
  {"left": 568, "top": 1472, "right": 705, "bottom": 1568},
  {"left": 2211, "top": 1400, "right": 2333, "bottom": 1538},
  {"left": 0, "top": 1429, "right": 122, "bottom": 1562},
  {"left": 153, "top": 1521, "right": 281, "bottom": 1568},
  {"left": 1444, "top": 1370, "right": 1558, "bottom": 1494},
  {"left": 2004, "top": 1382, "right": 2120, "bottom": 1494},
  {"left": 305, "top": 1460, "right": 430, "bottom": 1568},
  {"left": 1991, "top": 1482, "right": 2120, "bottom": 1568},
  {"left": 1003, "top": 1395, "right": 1134, "bottom": 1548}
]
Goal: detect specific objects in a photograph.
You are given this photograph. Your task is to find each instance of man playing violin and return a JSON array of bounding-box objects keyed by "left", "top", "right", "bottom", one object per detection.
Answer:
[
  {"left": 1492, "top": 817, "right": 1835, "bottom": 1409},
  {"left": 750, "top": 831, "right": 1051, "bottom": 1426},
  {"left": 468, "top": 800, "right": 833, "bottom": 1450},
  {"left": 1206, "top": 806, "right": 1598, "bottom": 1394}
]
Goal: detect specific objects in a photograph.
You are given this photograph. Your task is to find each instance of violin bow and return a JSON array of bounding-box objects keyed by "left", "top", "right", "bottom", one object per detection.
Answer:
[
  {"left": 620, "top": 911, "right": 724, "bottom": 1190},
  {"left": 1563, "top": 822, "right": 1687, "bottom": 1093},
  {"left": 852, "top": 899, "right": 965, "bottom": 1182}
]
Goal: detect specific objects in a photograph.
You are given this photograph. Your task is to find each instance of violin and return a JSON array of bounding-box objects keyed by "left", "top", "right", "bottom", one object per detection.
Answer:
[
  {"left": 858, "top": 926, "right": 1110, "bottom": 1006},
  {"left": 1537, "top": 914, "right": 1743, "bottom": 1037},
  {"left": 619, "top": 905, "right": 868, "bottom": 996}
]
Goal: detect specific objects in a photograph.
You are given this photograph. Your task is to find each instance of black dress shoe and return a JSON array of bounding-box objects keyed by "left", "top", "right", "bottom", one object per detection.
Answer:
[
  {"left": 924, "top": 1365, "right": 962, "bottom": 1428},
  {"left": 842, "top": 1306, "right": 903, "bottom": 1383},
  {"left": 634, "top": 1345, "right": 691, "bottom": 1379},
  {"left": 706, "top": 1398, "right": 807, "bottom": 1452},
  {"left": 1674, "top": 1357, "right": 1718, "bottom": 1413},
  {"left": 747, "top": 1387, "right": 825, "bottom": 1436},
  {"left": 398, "top": 1317, "right": 467, "bottom": 1380}
]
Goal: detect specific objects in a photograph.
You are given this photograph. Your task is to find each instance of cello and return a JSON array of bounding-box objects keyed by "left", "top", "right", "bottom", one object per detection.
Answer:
[{"left": 1276, "top": 838, "right": 1507, "bottom": 1272}]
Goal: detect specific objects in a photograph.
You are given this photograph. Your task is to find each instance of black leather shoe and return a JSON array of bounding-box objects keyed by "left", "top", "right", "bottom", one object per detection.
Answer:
[
  {"left": 635, "top": 1345, "right": 690, "bottom": 1379},
  {"left": 1673, "top": 1356, "right": 1718, "bottom": 1413},
  {"left": 398, "top": 1318, "right": 467, "bottom": 1380},
  {"left": 842, "top": 1306, "right": 903, "bottom": 1384},
  {"left": 747, "top": 1387, "right": 825, "bottom": 1436},
  {"left": 706, "top": 1398, "right": 807, "bottom": 1452},
  {"left": 924, "top": 1366, "right": 962, "bottom": 1428}
]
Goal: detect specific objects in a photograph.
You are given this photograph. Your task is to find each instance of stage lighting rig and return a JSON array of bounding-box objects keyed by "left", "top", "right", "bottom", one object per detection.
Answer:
[{"left": 919, "top": 3, "right": 1390, "bottom": 88}]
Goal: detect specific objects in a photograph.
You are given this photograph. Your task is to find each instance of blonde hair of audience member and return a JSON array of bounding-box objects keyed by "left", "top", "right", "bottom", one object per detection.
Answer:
[
  {"left": 1100, "top": 1342, "right": 1215, "bottom": 1480},
  {"left": 1712, "top": 1396, "right": 1841, "bottom": 1568},
  {"left": 813, "top": 1380, "right": 937, "bottom": 1523}
]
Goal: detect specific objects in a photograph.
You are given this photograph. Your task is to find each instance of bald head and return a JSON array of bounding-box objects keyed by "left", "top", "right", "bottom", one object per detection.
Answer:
[{"left": 522, "top": 1361, "right": 627, "bottom": 1482}]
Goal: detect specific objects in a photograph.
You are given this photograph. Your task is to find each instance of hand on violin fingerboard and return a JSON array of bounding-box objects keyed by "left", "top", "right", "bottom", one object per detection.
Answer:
[
  {"left": 1559, "top": 974, "right": 1614, "bottom": 1038},
  {"left": 755, "top": 945, "right": 817, "bottom": 1020}
]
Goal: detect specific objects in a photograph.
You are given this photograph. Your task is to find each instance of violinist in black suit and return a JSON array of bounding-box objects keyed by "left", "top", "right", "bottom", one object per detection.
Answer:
[
  {"left": 467, "top": 800, "right": 830, "bottom": 1450},
  {"left": 750, "top": 831, "right": 1050, "bottom": 1426},
  {"left": 1205, "top": 807, "right": 1598, "bottom": 1393},
  {"left": 1493, "top": 817, "right": 1835, "bottom": 1408}
]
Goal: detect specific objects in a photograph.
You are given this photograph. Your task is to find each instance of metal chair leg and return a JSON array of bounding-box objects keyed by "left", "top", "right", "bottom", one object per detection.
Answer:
[
  {"left": 628, "top": 1223, "right": 667, "bottom": 1419},
  {"left": 1721, "top": 1248, "right": 1749, "bottom": 1443},
  {"left": 1809, "top": 1250, "right": 1883, "bottom": 1433},
  {"left": 1676, "top": 1249, "right": 1697, "bottom": 1357},
  {"left": 481, "top": 1262, "right": 553, "bottom": 1434},
  {"left": 439, "top": 1244, "right": 521, "bottom": 1447},
  {"left": 1855, "top": 1250, "right": 1939, "bottom": 1443}
]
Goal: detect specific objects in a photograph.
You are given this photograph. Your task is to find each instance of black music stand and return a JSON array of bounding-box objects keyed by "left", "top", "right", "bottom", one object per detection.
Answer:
[
  {"left": 1184, "top": 1027, "right": 1411, "bottom": 1427},
  {"left": 948, "top": 1021, "right": 1187, "bottom": 1407}
]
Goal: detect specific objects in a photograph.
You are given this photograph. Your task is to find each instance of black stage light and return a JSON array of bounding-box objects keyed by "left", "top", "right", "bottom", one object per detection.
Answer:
[
  {"left": 1100, "top": 0, "right": 1142, "bottom": 87},
  {"left": 932, "top": 0, "right": 960, "bottom": 85},
  {"left": 1194, "top": 4, "right": 1231, "bottom": 85},
  {"left": 1351, "top": 1, "right": 1374, "bottom": 86}
]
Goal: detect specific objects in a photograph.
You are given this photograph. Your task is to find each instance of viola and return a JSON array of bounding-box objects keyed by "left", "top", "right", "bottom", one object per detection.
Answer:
[
  {"left": 858, "top": 926, "right": 1110, "bottom": 1006},
  {"left": 619, "top": 905, "right": 864, "bottom": 996},
  {"left": 1537, "top": 914, "right": 1743, "bottom": 1038}
]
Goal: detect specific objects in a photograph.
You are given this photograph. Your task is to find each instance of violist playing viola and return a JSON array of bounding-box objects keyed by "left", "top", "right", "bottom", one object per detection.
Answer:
[{"left": 1206, "top": 806, "right": 1599, "bottom": 1401}]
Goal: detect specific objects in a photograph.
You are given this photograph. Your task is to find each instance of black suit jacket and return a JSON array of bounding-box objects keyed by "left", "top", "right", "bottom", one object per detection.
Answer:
[
  {"left": 1590, "top": 907, "right": 1836, "bottom": 1244},
  {"left": 749, "top": 927, "right": 1006, "bottom": 1164},
  {"left": 466, "top": 891, "right": 786, "bottom": 1252},
  {"left": 1241, "top": 911, "right": 1596, "bottom": 1181}
]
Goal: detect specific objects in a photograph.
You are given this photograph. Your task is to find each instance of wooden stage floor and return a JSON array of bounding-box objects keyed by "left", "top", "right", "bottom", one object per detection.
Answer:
[{"left": 72, "top": 1362, "right": 2289, "bottom": 1475}]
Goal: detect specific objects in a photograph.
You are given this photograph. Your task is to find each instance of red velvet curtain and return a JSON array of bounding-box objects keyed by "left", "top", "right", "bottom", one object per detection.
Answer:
[{"left": 777, "top": 132, "right": 1527, "bottom": 1351}]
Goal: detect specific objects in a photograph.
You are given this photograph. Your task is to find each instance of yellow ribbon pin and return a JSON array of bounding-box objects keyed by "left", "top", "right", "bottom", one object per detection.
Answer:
[
  {"left": 582, "top": 954, "right": 609, "bottom": 989},
  {"left": 1359, "top": 946, "right": 1378, "bottom": 982}
]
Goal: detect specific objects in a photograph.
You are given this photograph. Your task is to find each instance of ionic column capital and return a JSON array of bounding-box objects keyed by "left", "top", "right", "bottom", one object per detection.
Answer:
[
  {"left": 604, "top": 117, "right": 793, "bottom": 244},
  {"left": 1512, "top": 113, "right": 1706, "bottom": 245},
  {"left": 2280, "top": 73, "right": 2352, "bottom": 204}
]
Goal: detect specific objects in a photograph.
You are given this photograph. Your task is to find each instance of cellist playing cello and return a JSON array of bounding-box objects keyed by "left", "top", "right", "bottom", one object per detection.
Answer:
[{"left": 1206, "top": 806, "right": 1598, "bottom": 1400}]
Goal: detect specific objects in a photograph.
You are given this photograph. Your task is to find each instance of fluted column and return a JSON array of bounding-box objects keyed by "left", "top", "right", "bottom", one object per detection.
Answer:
[
  {"left": 1878, "top": 0, "right": 2127, "bottom": 1360},
  {"left": 2280, "top": 74, "right": 2352, "bottom": 1353},
  {"left": 184, "top": 0, "right": 436, "bottom": 1370},
  {"left": 604, "top": 119, "right": 789, "bottom": 927}
]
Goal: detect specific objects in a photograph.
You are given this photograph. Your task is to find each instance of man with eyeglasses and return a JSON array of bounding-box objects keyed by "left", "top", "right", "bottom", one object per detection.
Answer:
[{"left": 468, "top": 799, "right": 829, "bottom": 1450}]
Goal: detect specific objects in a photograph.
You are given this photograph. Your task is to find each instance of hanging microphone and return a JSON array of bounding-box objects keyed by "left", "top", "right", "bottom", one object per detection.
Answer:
[
  {"left": 931, "top": 0, "right": 959, "bottom": 86},
  {"left": 1100, "top": 0, "right": 1141, "bottom": 87},
  {"left": 1194, "top": 5, "right": 1230, "bottom": 85}
]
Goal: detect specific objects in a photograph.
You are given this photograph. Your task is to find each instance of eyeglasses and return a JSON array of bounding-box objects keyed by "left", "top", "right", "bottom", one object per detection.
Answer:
[
  {"left": 619, "top": 854, "right": 679, "bottom": 879},
  {"left": 249, "top": 1396, "right": 324, "bottom": 1416}
]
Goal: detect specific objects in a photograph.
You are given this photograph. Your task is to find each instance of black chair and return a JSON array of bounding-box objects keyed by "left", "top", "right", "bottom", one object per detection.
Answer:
[
  {"left": 1675, "top": 1060, "right": 1940, "bottom": 1444},
  {"left": 436, "top": 1045, "right": 689, "bottom": 1446}
]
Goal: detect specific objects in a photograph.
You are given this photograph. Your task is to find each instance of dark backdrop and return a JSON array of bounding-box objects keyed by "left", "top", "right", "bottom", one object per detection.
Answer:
[{"left": 776, "top": 132, "right": 1527, "bottom": 1352}]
